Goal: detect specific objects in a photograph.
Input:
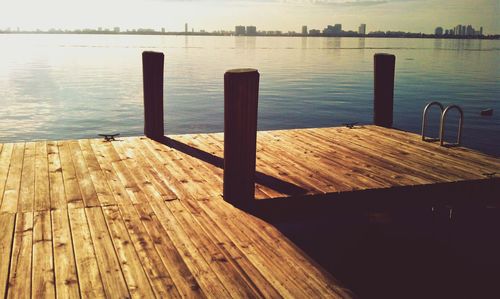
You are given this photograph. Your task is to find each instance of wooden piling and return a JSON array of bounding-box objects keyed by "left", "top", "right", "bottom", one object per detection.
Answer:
[
  {"left": 142, "top": 51, "right": 164, "bottom": 138},
  {"left": 223, "top": 69, "right": 260, "bottom": 207},
  {"left": 374, "top": 53, "right": 396, "bottom": 128}
]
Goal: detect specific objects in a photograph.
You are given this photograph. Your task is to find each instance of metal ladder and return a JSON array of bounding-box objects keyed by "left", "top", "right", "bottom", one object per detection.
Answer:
[{"left": 421, "top": 101, "right": 464, "bottom": 147}]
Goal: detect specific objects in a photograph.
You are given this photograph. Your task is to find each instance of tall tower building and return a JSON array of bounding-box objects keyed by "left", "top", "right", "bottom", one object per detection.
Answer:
[
  {"left": 466, "top": 25, "right": 473, "bottom": 36},
  {"left": 334, "top": 24, "right": 342, "bottom": 33},
  {"left": 185, "top": 23, "right": 188, "bottom": 33},
  {"left": 235, "top": 25, "right": 246, "bottom": 35},
  {"left": 246, "top": 26, "right": 257, "bottom": 35},
  {"left": 358, "top": 24, "right": 366, "bottom": 35},
  {"left": 302, "top": 25, "right": 308, "bottom": 35}
]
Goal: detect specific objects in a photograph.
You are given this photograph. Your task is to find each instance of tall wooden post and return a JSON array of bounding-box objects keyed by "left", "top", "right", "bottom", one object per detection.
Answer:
[
  {"left": 223, "top": 69, "right": 260, "bottom": 207},
  {"left": 374, "top": 53, "right": 396, "bottom": 127},
  {"left": 142, "top": 51, "right": 164, "bottom": 138}
]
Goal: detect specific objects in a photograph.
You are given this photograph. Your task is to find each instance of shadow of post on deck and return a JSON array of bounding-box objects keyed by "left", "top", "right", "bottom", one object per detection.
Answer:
[{"left": 142, "top": 51, "right": 307, "bottom": 203}]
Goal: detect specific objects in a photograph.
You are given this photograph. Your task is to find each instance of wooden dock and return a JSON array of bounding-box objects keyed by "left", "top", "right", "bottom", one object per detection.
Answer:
[{"left": 0, "top": 125, "right": 499, "bottom": 298}]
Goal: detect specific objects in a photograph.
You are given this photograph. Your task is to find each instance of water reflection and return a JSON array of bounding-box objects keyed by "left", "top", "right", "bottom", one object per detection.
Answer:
[{"left": 0, "top": 35, "right": 498, "bottom": 155}]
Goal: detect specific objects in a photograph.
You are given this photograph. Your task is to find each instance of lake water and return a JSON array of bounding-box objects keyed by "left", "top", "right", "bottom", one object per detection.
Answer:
[{"left": 0, "top": 34, "right": 499, "bottom": 156}]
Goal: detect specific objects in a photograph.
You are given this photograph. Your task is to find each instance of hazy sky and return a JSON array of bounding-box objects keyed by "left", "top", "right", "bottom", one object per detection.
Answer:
[{"left": 1, "top": 0, "right": 498, "bottom": 34}]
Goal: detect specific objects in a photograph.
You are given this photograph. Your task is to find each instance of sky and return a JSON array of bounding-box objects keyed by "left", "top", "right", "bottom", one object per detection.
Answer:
[{"left": 0, "top": 0, "right": 498, "bottom": 34}]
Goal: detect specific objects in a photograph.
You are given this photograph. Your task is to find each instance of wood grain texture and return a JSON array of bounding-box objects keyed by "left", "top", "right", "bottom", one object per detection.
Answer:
[
  {"left": 68, "top": 208, "right": 106, "bottom": 299},
  {"left": 34, "top": 142, "right": 50, "bottom": 212},
  {"left": 1, "top": 126, "right": 499, "bottom": 298},
  {"left": 0, "top": 212, "right": 16, "bottom": 299},
  {"left": 32, "top": 211, "right": 55, "bottom": 298},
  {"left": 7, "top": 212, "right": 33, "bottom": 299},
  {"left": 51, "top": 209, "right": 80, "bottom": 299},
  {"left": 1, "top": 143, "right": 25, "bottom": 213}
]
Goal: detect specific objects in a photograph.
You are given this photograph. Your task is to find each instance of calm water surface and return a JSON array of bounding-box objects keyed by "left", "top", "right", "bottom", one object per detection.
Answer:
[{"left": 0, "top": 34, "right": 499, "bottom": 155}]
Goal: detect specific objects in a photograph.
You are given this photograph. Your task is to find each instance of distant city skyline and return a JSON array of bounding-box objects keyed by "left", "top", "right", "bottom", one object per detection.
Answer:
[{"left": 1, "top": 0, "right": 499, "bottom": 35}]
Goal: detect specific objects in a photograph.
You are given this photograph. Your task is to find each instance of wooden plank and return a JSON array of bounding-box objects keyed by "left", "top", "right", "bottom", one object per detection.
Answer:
[
  {"left": 366, "top": 126, "right": 500, "bottom": 174},
  {"left": 84, "top": 207, "right": 130, "bottom": 298},
  {"left": 199, "top": 133, "right": 283, "bottom": 199},
  {"left": 249, "top": 211, "right": 353, "bottom": 298},
  {"left": 218, "top": 196, "right": 351, "bottom": 298},
  {"left": 142, "top": 138, "right": 211, "bottom": 199},
  {"left": 117, "top": 138, "right": 178, "bottom": 201},
  {"left": 181, "top": 199, "right": 282, "bottom": 298},
  {"left": 204, "top": 198, "right": 328, "bottom": 297},
  {"left": 258, "top": 131, "right": 354, "bottom": 192},
  {"left": 87, "top": 139, "right": 134, "bottom": 207},
  {"left": 277, "top": 129, "right": 428, "bottom": 188},
  {"left": 111, "top": 203, "right": 182, "bottom": 298},
  {"left": 126, "top": 138, "right": 187, "bottom": 200},
  {"left": 68, "top": 208, "right": 105, "bottom": 299},
  {"left": 58, "top": 141, "right": 84, "bottom": 208},
  {"left": 47, "top": 142, "right": 66, "bottom": 210},
  {"left": 51, "top": 209, "right": 80, "bottom": 299},
  {"left": 321, "top": 128, "right": 474, "bottom": 182},
  {"left": 68, "top": 141, "right": 100, "bottom": 207},
  {"left": 0, "top": 212, "right": 16, "bottom": 299},
  {"left": 101, "top": 206, "right": 156, "bottom": 298},
  {"left": 154, "top": 138, "right": 221, "bottom": 198},
  {"left": 144, "top": 199, "right": 235, "bottom": 298},
  {"left": 32, "top": 211, "right": 56, "bottom": 298},
  {"left": 305, "top": 128, "right": 450, "bottom": 183},
  {"left": 90, "top": 139, "right": 146, "bottom": 204},
  {"left": 1, "top": 143, "right": 25, "bottom": 213},
  {"left": 132, "top": 202, "right": 206, "bottom": 298},
  {"left": 273, "top": 130, "right": 396, "bottom": 190},
  {"left": 339, "top": 127, "right": 483, "bottom": 179},
  {"left": 78, "top": 139, "right": 116, "bottom": 207},
  {"left": 7, "top": 212, "right": 33, "bottom": 299},
  {"left": 18, "top": 142, "right": 35, "bottom": 212},
  {"left": 34, "top": 142, "right": 50, "bottom": 212},
  {"left": 109, "top": 139, "right": 169, "bottom": 205},
  {"left": 191, "top": 198, "right": 304, "bottom": 298},
  {"left": 165, "top": 199, "right": 259, "bottom": 298},
  {"left": 0, "top": 144, "right": 14, "bottom": 208}
]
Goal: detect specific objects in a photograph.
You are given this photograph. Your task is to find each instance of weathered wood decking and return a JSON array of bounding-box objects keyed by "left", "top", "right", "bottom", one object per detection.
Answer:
[{"left": 0, "top": 125, "right": 499, "bottom": 298}]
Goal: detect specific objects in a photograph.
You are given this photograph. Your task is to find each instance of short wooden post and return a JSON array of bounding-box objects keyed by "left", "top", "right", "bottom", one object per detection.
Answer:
[
  {"left": 374, "top": 53, "right": 396, "bottom": 127},
  {"left": 223, "top": 69, "right": 260, "bottom": 207},
  {"left": 142, "top": 51, "right": 164, "bottom": 138}
]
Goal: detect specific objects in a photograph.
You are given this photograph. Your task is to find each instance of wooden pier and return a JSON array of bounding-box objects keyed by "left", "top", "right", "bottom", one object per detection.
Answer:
[
  {"left": 0, "top": 125, "right": 499, "bottom": 298},
  {"left": 1, "top": 52, "right": 499, "bottom": 298}
]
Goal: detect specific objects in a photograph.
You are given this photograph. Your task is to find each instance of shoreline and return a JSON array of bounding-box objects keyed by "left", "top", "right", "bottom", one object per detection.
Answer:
[{"left": 1, "top": 31, "right": 499, "bottom": 40}]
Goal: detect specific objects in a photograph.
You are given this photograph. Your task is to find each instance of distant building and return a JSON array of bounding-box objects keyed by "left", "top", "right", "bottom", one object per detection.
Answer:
[
  {"left": 161, "top": 27, "right": 165, "bottom": 33},
  {"left": 446, "top": 24, "right": 484, "bottom": 37},
  {"left": 435, "top": 27, "right": 443, "bottom": 36},
  {"left": 246, "top": 26, "right": 257, "bottom": 35},
  {"left": 466, "top": 25, "right": 474, "bottom": 36},
  {"left": 302, "top": 25, "right": 308, "bottom": 35},
  {"left": 113, "top": 27, "right": 120, "bottom": 33},
  {"left": 323, "top": 24, "right": 342, "bottom": 35},
  {"left": 185, "top": 23, "right": 188, "bottom": 33},
  {"left": 358, "top": 24, "right": 366, "bottom": 35},
  {"left": 309, "top": 29, "right": 321, "bottom": 36},
  {"left": 235, "top": 25, "right": 246, "bottom": 35}
]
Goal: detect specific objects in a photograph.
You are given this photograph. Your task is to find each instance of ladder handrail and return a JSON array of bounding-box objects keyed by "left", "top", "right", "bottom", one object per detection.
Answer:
[
  {"left": 440, "top": 104, "right": 464, "bottom": 146},
  {"left": 421, "top": 101, "right": 444, "bottom": 141}
]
